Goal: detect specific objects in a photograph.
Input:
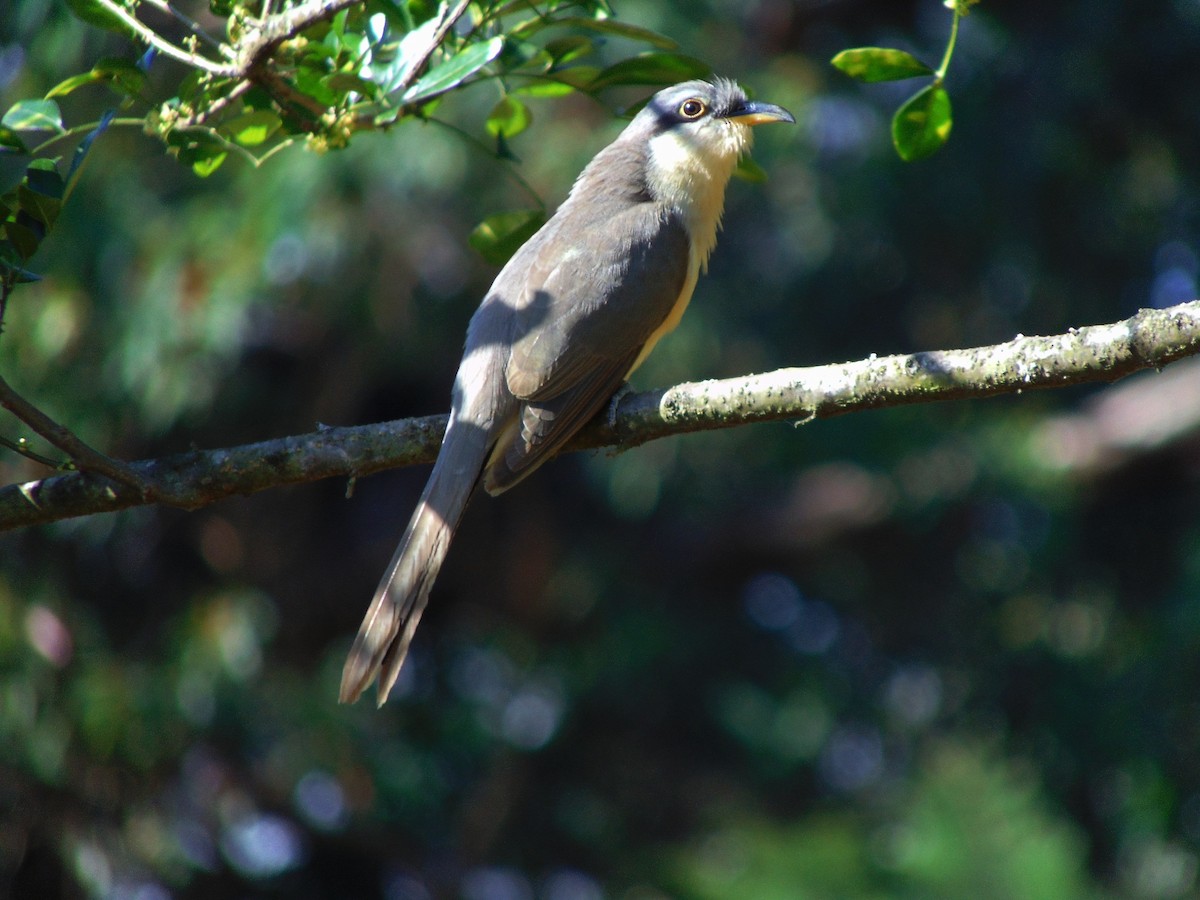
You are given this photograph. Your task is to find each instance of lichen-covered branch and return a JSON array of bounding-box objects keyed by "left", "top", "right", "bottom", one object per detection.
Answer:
[
  {"left": 99, "top": 0, "right": 469, "bottom": 95},
  {"left": 1, "top": 301, "right": 1197, "bottom": 531},
  {"left": 231, "top": 0, "right": 364, "bottom": 74},
  {"left": 599, "top": 301, "right": 1200, "bottom": 449},
  {"left": 0, "top": 414, "right": 448, "bottom": 531}
]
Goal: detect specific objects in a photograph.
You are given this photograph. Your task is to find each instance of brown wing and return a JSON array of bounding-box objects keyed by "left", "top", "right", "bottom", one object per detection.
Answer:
[{"left": 482, "top": 201, "right": 690, "bottom": 494}]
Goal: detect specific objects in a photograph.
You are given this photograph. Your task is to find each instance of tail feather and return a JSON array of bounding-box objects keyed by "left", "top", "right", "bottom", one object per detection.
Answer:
[{"left": 339, "top": 419, "right": 489, "bottom": 705}]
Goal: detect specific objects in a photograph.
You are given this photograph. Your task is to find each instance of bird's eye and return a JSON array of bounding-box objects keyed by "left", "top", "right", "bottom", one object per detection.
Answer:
[{"left": 678, "top": 98, "right": 707, "bottom": 119}]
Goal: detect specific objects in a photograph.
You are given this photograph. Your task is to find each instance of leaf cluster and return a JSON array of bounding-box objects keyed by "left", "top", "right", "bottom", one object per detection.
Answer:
[
  {"left": 0, "top": 0, "right": 715, "bottom": 325},
  {"left": 832, "top": 0, "right": 978, "bottom": 161},
  {"left": 0, "top": 99, "right": 115, "bottom": 320}
]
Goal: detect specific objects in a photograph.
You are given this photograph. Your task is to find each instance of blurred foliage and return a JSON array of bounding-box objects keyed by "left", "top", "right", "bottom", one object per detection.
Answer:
[
  {"left": 671, "top": 741, "right": 1095, "bottom": 899},
  {"left": 0, "top": 0, "right": 709, "bottom": 333},
  {"left": 4, "top": 0, "right": 1200, "bottom": 898}
]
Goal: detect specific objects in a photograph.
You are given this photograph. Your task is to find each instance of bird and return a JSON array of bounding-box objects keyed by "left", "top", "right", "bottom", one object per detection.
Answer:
[{"left": 340, "top": 78, "right": 794, "bottom": 705}]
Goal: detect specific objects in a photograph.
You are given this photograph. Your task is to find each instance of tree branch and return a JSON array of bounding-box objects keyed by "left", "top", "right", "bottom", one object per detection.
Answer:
[
  {"left": 0, "top": 374, "right": 160, "bottom": 497},
  {"left": 95, "top": 0, "right": 362, "bottom": 78},
  {"left": 101, "top": 0, "right": 471, "bottom": 98},
  {"left": 230, "top": 0, "right": 363, "bottom": 73},
  {"left": 2, "top": 301, "right": 1198, "bottom": 532},
  {"left": 93, "top": 0, "right": 237, "bottom": 76},
  {"left": 601, "top": 301, "right": 1200, "bottom": 450},
  {"left": 388, "top": 0, "right": 474, "bottom": 97}
]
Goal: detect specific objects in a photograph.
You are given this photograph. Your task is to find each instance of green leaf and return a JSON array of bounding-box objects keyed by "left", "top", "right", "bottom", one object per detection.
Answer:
[
  {"left": 243, "top": 86, "right": 277, "bottom": 111},
  {"left": 192, "top": 151, "right": 228, "bottom": 177},
  {"left": 546, "top": 66, "right": 601, "bottom": 90},
  {"left": 302, "top": 37, "right": 339, "bottom": 62},
  {"left": 326, "top": 72, "right": 380, "bottom": 97},
  {"left": 4, "top": 219, "right": 41, "bottom": 260},
  {"left": 322, "top": 28, "right": 343, "bottom": 57},
  {"left": 0, "top": 128, "right": 27, "bottom": 153},
  {"left": 500, "top": 40, "right": 548, "bottom": 71},
  {"left": 831, "top": 47, "right": 934, "bottom": 83},
  {"left": 892, "top": 84, "right": 952, "bottom": 161},
  {"left": 169, "top": 130, "right": 230, "bottom": 176},
  {"left": 46, "top": 57, "right": 146, "bottom": 99},
  {"left": 2, "top": 100, "right": 64, "bottom": 133},
  {"left": 366, "top": 0, "right": 412, "bottom": 29},
  {"left": 65, "top": 0, "right": 132, "bottom": 35},
  {"left": 510, "top": 14, "right": 676, "bottom": 50},
  {"left": 376, "top": 13, "right": 442, "bottom": 94},
  {"left": 174, "top": 70, "right": 206, "bottom": 108},
  {"left": 24, "top": 166, "right": 65, "bottom": 200},
  {"left": 515, "top": 80, "right": 577, "bottom": 98},
  {"left": 543, "top": 36, "right": 594, "bottom": 66},
  {"left": 46, "top": 72, "right": 99, "bottom": 99},
  {"left": 486, "top": 96, "right": 532, "bottom": 139},
  {"left": 18, "top": 185, "right": 61, "bottom": 229},
  {"left": 401, "top": 36, "right": 505, "bottom": 103},
  {"left": 92, "top": 57, "right": 147, "bottom": 95},
  {"left": 484, "top": 0, "right": 551, "bottom": 19},
  {"left": 295, "top": 67, "right": 339, "bottom": 107},
  {"left": 587, "top": 53, "right": 711, "bottom": 91},
  {"left": 220, "top": 110, "right": 282, "bottom": 147},
  {"left": 946, "top": 0, "right": 982, "bottom": 14},
  {"left": 551, "top": 17, "right": 678, "bottom": 50},
  {"left": 734, "top": 156, "right": 768, "bottom": 183},
  {"left": 469, "top": 209, "right": 544, "bottom": 265},
  {"left": 0, "top": 152, "right": 30, "bottom": 196}
]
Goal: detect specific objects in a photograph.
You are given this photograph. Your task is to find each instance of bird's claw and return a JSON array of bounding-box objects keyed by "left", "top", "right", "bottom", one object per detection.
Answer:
[{"left": 607, "top": 382, "right": 633, "bottom": 431}]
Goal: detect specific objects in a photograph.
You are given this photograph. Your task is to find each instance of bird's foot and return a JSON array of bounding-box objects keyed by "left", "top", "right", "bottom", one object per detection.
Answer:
[{"left": 607, "top": 382, "right": 633, "bottom": 431}]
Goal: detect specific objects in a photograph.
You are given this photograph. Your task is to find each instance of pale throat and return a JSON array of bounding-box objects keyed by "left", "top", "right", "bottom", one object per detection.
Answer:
[
  {"left": 626, "top": 120, "right": 754, "bottom": 378},
  {"left": 645, "top": 121, "right": 753, "bottom": 272}
]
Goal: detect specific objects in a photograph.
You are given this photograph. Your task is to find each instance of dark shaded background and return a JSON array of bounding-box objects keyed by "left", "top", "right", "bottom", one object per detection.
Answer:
[{"left": 4, "top": 0, "right": 1200, "bottom": 896}]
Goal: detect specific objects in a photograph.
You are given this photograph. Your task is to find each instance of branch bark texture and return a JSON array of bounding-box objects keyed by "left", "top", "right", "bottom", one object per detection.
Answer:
[
  {"left": 99, "top": 0, "right": 468, "bottom": 98},
  {"left": 2, "top": 301, "right": 1198, "bottom": 531}
]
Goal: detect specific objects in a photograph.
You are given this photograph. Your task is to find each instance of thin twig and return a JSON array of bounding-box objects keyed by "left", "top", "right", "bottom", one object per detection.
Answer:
[
  {"left": 390, "top": 0, "right": 474, "bottom": 97},
  {"left": 175, "top": 79, "right": 254, "bottom": 129},
  {"left": 0, "top": 435, "right": 62, "bottom": 469},
  {"left": 94, "top": 0, "right": 473, "bottom": 137},
  {"left": 139, "top": 0, "right": 223, "bottom": 50},
  {"left": 253, "top": 66, "right": 331, "bottom": 123},
  {"left": 426, "top": 116, "right": 547, "bottom": 209},
  {"left": 0, "top": 374, "right": 160, "bottom": 498},
  {"left": 29, "top": 118, "right": 147, "bottom": 157},
  {"left": 232, "top": 0, "right": 364, "bottom": 72},
  {"left": 93, "top": 0, "right": 239, "bottom": 76},
  {"left": 234, "top": 0, "right": 472, "bottom": 92}
]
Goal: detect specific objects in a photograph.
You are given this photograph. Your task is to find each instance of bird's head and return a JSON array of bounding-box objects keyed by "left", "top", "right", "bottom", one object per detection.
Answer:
[
  {"left": 626, "top": 78, "right": 794, "bottom": 263},
  {"left": 637, "top": 78, "right": 795, "bottom": 177}
]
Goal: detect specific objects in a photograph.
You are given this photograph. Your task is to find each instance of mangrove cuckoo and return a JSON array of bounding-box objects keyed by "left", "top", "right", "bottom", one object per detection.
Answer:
[{"left": 340, "top": 78, "right": 794, "bottom": 705}]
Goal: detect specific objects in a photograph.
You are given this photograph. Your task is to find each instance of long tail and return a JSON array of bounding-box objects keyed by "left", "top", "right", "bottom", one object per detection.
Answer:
[{"left": 339, "top": 416, "right": 491, "bottom": 706}]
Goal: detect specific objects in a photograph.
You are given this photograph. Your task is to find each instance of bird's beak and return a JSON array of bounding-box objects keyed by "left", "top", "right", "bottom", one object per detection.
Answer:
[{"left": 724, "top": 99, "right": 796, "bottom": 127}]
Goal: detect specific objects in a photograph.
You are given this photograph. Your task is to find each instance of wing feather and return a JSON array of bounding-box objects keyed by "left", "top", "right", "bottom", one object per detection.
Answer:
[
  {"left": 507, "top": 203, "right": 689, "bottom": 399},
  {"left": 483, "top": 201, "right": 691, "bottom": 493}
]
